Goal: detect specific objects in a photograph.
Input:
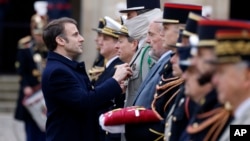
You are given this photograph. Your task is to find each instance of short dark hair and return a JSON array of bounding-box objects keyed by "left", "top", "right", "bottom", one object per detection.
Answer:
[{"left": 43, "top": 17, "right": 77, "bottom": 51}]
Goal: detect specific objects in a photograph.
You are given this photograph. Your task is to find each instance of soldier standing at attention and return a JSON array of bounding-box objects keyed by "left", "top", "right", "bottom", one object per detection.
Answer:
[
  {"left": 89, "top": 17, "right": 106, "bottom": 85},
  {"left": 94, "top": 16, "right": 125, "bottom": 141},
  {"left": 14, "top": 1, "right": 48, "bottom": 141},
  {"left": 179, "top": 19, "right": 250, "bottom": 141},
  {"left": 119, "top": 0, "right": 162, "bottom": 108},
  {"left": 212, "top": 29, "right": 250, "bottom": 141}
]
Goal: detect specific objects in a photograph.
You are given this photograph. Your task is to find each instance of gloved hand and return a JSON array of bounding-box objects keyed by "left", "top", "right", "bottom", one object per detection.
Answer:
[{"left": 99, "top": 114, "right": 125, "bottom": 133}]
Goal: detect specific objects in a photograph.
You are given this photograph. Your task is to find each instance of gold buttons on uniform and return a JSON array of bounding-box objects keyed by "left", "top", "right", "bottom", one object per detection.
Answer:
[
  {"left": 172, "top": 116, "right": 177, "bottom": 122},
  {"left": 159, "top": 81, "right": 162, "bottom": 85},
  {"left": 167, "top": 132, "right": 171, "bottom": 137}
]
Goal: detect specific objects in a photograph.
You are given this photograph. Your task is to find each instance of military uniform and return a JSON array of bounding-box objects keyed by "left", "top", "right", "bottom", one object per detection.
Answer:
[
  {"left": 164, "top": 88, "right": 198, "bottom": 141},
  {"left": 94, "top": 16, "right": 125, "bottom": 141},
  {"left": 125, "top": 43, "right": 155, "bottom": 107},
  {"left": 125, "top": 3, "right": 203, "bottom": 141},
  {"left": 89, "top": 17, "right": 106, "bottom": 85},
  {"left": 164, "top": 12, "right": 205, "bottom": 141},
  {"left": 14, "top": 3, "right": 48, "bottom": 140},
  {"left": 179, "top": 89, "right": 232, "bottom": 141},
  {"left": 177, "top": 18, "right": 250, "bottom": 141},
  {"left": 211, "top": 29, "right": 250, "bottom": 141},
  {"left": 14, "top": 35, "right": 47, "bottom": 141}
]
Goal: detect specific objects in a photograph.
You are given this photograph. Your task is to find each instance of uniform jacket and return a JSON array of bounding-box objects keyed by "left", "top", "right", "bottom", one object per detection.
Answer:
[
  {"left": 42, "top": 51, "right": 123, "bottom": 141},
  {"left": 125, "top": 44, "right": 155, "bottom": 107},
  {"left": 94, "top": 57, "right": 124, "bottom": 141},
  {"left": 179, "top": 89, "right": 232, "bottom": 141},
  {"left": 219, "top": 98, "right": 250, "bottom": 141},
  {"left": 14, "top": 35, "right": 47, "bottom": 121},
  {"left": 94, "top": 57, "right": 124, "bottom": 112},
  {"left": 125, "top": 51, "right": 172, "bottom": 141},
  {"left": 165, "top": 86, "right": 198, "bottom": 141}
]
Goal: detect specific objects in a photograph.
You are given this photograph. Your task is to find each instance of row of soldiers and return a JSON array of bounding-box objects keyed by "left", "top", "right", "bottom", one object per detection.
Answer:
[{"left": 88, "top": 0, "right": 250, "bottom": 141}]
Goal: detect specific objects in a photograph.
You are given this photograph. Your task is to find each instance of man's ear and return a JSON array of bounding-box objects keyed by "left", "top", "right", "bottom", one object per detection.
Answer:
[
  {"left": 242, "top": 67, "right": 250, "bottom": 89},
  {"left": 132, "top": 40, "right": 138, "bottom": 51},
  {"left": 56, "top": 36, "right": 65, "bottom": 46}
]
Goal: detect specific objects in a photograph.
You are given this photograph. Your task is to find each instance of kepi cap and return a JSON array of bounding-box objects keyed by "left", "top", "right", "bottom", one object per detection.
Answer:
[
  {"left": 182, "top": 12, "right": 205, "bottom": 37},
  {"left": 197, "top": 19, "right": 250, "bottom": 47},
  {"left": 212, "top": 29, "right": 250, "bottom": 64},
  {"left": 156, "top": 2, "right": 202, "bottom": 24}
]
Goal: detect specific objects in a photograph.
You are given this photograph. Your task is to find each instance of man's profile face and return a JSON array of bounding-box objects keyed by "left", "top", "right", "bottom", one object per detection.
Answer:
[
  {"left": 195, "top": 47, "right": 216, "bottom": 85},
  {"left": 126, "top": 11, "right": 138, "bottom": 20}
]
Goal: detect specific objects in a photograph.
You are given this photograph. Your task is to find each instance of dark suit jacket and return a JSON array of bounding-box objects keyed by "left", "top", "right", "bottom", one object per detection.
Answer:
[{"left": 42, "top": 52, "right": 123, "bottom": 141}]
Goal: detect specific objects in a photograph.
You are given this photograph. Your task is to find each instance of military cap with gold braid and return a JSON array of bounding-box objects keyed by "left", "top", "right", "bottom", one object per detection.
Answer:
[
  {"left": 156, "top": 2, "right": 202, "bottom": 24},
  {"left": 101, "top": 16, "right": 122, "bottom": 38},
  {"left": 113, "top": 16, "right": 129, "bottom": 36},
  {"left": 197, "top": 19, "right": 250, "bottom": 47},
  {"left": 213, "top": 29, "right": 250, "bottom": 64},
  {"left": 92, "top": 17, "right": 106, "bottom": 33}
]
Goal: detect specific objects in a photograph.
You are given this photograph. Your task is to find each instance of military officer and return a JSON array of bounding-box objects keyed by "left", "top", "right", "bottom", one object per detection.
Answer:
[
  {"left": 163, "top": 12, "right": 205, "bottom": 141},
  {"left": 212, "top": 29, "right": 250, "bottom": 141},
  {"left": 94, "top": 16, "right": 125, "bottom": 141},
  {"left": 179, "top": 19, "right": 250, "bottom": 141},
  {"left": 119, "top": 0, "right": 162, "bottom": 109},
  {"left": 89, "top": 17, "right": 106, "bottom": 85},
  {"left": 14, "top": 1, "right": 48, "bottom": 141},
  {"left": 114, "top": 19, "right": 138, "bottom": 64}
]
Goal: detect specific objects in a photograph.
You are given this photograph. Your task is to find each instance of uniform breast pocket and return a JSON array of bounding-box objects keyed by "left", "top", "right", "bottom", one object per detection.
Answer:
[{"left": 130, "top": 70, "right": 139, "bottom": 80}]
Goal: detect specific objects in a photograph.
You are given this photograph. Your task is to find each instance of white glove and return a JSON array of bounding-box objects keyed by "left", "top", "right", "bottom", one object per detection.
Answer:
[{"left": 99, "top": 114, "right": 125, "bottom": 133}]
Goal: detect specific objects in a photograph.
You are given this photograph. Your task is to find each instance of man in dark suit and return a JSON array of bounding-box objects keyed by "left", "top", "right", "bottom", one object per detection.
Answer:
[{"left": 41, "top": 17, "right": 132, "bottom": 141}]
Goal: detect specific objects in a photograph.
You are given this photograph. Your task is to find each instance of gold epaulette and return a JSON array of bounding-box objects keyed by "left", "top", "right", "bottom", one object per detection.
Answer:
[
  {"left": 18, "top": 35, "right": 32, "bottom": 49},
  {"left": 88, "top": 66, "right": 105, "bottom": 81},
  {"left": 88, "top": 66, "right": 105, "bottom": 74},
  {"left": 186, "top": 107, "right": 232, "bottom": 141},
  {"left": 151, "top": 76, "right": 184, "bottom": 119},
  {"left": 156, "top": 76, "right": 184, "bottom": 91}
]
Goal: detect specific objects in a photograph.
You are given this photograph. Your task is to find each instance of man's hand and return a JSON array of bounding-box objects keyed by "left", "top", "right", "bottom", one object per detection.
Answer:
[
  {"left": 113, "top": 63, "right": 132, "bottom": 84},
  {"left": 23, "top": 86, "right": 33, "bottom": 96}
]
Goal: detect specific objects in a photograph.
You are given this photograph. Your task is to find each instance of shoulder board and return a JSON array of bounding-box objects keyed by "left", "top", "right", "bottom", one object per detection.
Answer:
[{"left": 18, "top": 35, "right": 32, "bottom": 49}]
